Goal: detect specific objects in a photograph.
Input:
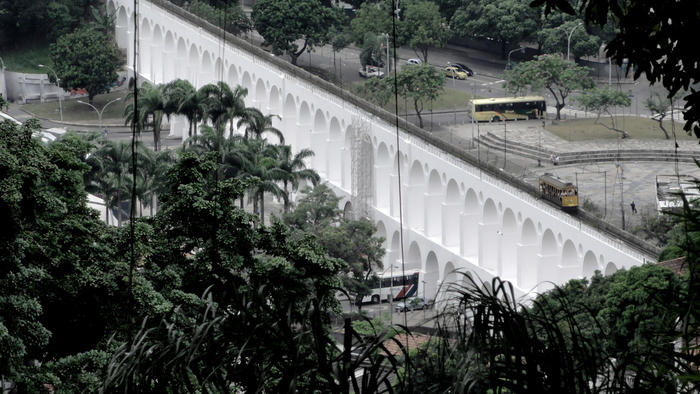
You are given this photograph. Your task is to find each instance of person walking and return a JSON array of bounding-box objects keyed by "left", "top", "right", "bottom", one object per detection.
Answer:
[{"left": 630, "top": 201, "right": 637, "bottom": 214}]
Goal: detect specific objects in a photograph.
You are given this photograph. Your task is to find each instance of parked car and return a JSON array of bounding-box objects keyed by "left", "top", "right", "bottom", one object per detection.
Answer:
[
  {"left": 406, "top": 58, "right": 422, "bottom": 65},
  {"left": 394, "top": 297, "right": 427, "bottom": 312},
  {"left": 358, "top": 65, "right": 385, "bottom": 78},
  {"left": 444, "top": 66, "right": 468, "bottom": 80},
  {"left": 452, "top": 62, "right": 474, "bottom": 76}
]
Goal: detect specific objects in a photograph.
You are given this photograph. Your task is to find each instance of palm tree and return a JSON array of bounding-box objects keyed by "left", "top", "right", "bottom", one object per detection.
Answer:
[
  {"left": 276, "top": 145, "right": 320, "bottom": 212},
  {"left": 124, "top": 83, "right": 171, "bottom": 151},
  {"left": 237, "top": 107, "right": 284, "bottom": 143},
  {"left": 172, "top": 80, "right": 206, "bottom": 138},
  {"left": 86, "top": 140, "right": 134, "bottom": 226},
  {"left": 237, "top": 139, "right": 286, "bottom": 222}
]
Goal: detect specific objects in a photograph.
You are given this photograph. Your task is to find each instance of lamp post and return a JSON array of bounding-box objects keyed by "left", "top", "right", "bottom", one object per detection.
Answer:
[
  {"left": 447, "top": 62, "right": 457, "bottom": 125},
  {"left": 506, "top": 47, "right": 525, "bottom": 70},
  {"left": 38, "top": 64, "right": 63, "bottom": 121},
  {"left": 567, "top": 22, "right": 583, "bottom": 62},
  {"left": 77, "top": 97, "right": 122, "bottom": 130},
  {"left": 382, "top": 33, "right": 390, "bottom": 76}
]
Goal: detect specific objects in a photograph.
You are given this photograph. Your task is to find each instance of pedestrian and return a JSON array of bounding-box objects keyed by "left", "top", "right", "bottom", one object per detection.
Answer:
[
  {"left": 103, "top": 128, "right": 108, "bottom": 136},
  {"left": 553, "top": 155, "right": 560, "bottom": 166},
  {"left": 630, "top": 201, "right": 637, "bottom": 213}
]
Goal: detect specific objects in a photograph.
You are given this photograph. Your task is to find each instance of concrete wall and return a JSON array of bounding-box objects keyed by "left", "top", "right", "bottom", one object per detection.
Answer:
[{"left": 3, "top": 71, "right": 66, "bottom": 104}]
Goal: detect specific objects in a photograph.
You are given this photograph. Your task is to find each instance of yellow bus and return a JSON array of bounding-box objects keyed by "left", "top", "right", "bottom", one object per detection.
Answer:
[
  {"left": 539, "top": 173, "right": 578, "bottom": 211},
  {"left": 470, "top": 96, "right": 546, "bottom": 122}
]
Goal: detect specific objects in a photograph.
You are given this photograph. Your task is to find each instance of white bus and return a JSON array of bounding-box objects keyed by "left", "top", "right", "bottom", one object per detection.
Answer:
[{"left": 361, "top": 271, "right": 420, "bottom": 304}]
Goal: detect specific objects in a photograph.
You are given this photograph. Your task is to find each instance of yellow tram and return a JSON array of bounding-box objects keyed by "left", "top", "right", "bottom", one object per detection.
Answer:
[{"left": 539, "top": 174, "right": 578, "bottom": 211}]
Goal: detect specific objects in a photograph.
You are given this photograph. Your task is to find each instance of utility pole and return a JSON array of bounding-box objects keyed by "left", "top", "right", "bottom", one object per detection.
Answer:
[{"left": 617, "top": 164, "right": 625, "bottom": 229}]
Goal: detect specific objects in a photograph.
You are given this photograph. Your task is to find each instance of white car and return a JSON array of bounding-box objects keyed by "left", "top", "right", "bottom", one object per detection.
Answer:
[
  {"left": 358, "top": 65, "right": 385, "bottom": 78},
  {"left": 406, "top": 58, "right": 422, "bottom": 65}
]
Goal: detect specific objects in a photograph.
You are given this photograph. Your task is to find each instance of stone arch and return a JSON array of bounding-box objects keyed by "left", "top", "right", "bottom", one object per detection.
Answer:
[
  {"left": 139, "top": 18, "right": 152, "bottom": 79},
  {"left": 520, "top": 218, "right": 537, "bottom": 244},
  {"left": 255, "top": 78, "right": 266, "bottom": 109},
  {"left": 482, "top": 198, "right": 498, "bottom": 224},
  {"left": 582, "top": 251, "right": 598, "bottom": 278},
  {"left": 445, "top": 180, "right": 460, "bottom": 204},
  {"left": 343, "top": 201, "right": 353, "bottom": 219},
  {"left": 425, "top": 170, "right": 443, "bottom": 238},
  {"left": 460, "top": 188, "right": 480, "bottom": 258},
  {"left": 478, "top": 198, "right": 499, "bottom": 272},
  {"left": 176, "top": 37, "right": 187, "bottom": 79},
  {"left": 424, "top": 251, "right": 440, "bottom": 301},
  {"left": 163, "top": 31, "right": 176, "bottom": 82},
  {"left": 541, "top": 229, "right": 558, "bottom": 255},
  {"left": 389, "top": 231, "right": 401, "bottom": 271},
  {"left": 107, "top": 0, "right": 116, "bottom": 14},
  {"left": 214, "top": 58, "right": 224, "bottom": 81},
  {"left": 268, "top": 85, "right": 281, "bottom": 115},
  {"left": 406, "top": 242, "right": 421, "bottom": 271},
  {"left": 604, "top": 262, "right": 618, "bottom": 275},
  {"left": 311, "top": 109, "right": 328, "bottom": 173},
  {"left": 516, "top": 218, "right": 539, "bottom": 290},
  {"left": 116, "top": 7, "right": 129, "bottom": 50},
  {"left": 188, "top": 44, "right": 199, "bottom": 86},
  {"left": 151, "top": 25, "right": 164, "bottom": 82},
  {"left": 406, "top": 161, "right": 426, "bottom": 231},
  {"left": 499, "top": 208, "right": 518, "bottom": 280},
  {"left": 227, "top": 64, "right": 239, "bottom": 87},
  {"left": 561, "top": 240, "right": 578, "bottom": 266},
  {"left": 200, "top": 50, "right": 214, "bottom": 85},
  {"left": 341, "top": 125, "right": 354, "bottom": 190},
  {"left": 241, "top": 72, "right": 253, "bottom": 98},
  {"left": 327, "top": 117, "right": 343, "bottom": 184},
  {"left": 441, "top": 179, "right": 461, "bottom": 247}
]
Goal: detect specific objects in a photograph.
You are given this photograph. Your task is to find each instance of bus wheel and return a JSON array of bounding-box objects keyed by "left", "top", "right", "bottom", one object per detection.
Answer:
[
  {"left": 371, "top": 295, "right": 380, "bottom": 304},
  {"left": 491, "top": 116, "right": 500, "bottom": 122}
]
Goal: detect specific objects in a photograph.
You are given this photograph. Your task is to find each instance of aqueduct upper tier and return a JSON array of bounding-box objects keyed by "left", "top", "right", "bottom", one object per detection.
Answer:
[{"left": 109, "top": 0, "right": 658, "bottom": 299}]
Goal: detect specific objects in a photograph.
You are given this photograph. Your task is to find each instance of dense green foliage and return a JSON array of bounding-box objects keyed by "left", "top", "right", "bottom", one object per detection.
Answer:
[
  {"left": 284, "top": 185, "right": 386, "bottom": 307},
  {"left": 504, "top": 54, "right": 594, "bottom": 120},
  {"left": 0, "top": 0, "right": 100, "bottom": 48},
  {"left": 451, "top": 0, "right": 539, "bottom": 58},
  {"left": 252, "top": 0, "right": 345, "bottom": 65},
  {"left": 49, "top": 27, "right": 122, "bottom": 103}
]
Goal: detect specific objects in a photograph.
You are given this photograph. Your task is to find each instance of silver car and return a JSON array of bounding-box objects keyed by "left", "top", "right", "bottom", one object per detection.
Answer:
[{"left": 394, "top": 297, "right": 427, "bottom": 312}]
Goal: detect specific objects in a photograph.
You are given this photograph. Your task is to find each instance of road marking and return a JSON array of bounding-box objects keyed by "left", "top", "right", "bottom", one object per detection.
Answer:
[{"left": 481, "top": 79, "right": 505, "bottom": 86}]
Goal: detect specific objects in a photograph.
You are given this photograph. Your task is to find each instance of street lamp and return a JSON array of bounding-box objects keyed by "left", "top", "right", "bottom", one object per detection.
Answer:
[
  {"left": 567, "top": 22, "right": 584, "bottom": 62},
  {"left": 447, "top": 62, "right": 457, "bottom": 125},
  {"left": 77, "top": 97, "right": 122, "bottom": 130},
  {"left": 38, "top": 64, "right": 63, "bottom": 121},
  {"left": 506, "top": 47, "right": 525, "bottom": 70}
]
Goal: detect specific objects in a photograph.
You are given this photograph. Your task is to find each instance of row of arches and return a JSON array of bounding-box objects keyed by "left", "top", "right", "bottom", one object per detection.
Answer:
[{"left": 110, "top": 0, "right": 628, "bottom": 294}]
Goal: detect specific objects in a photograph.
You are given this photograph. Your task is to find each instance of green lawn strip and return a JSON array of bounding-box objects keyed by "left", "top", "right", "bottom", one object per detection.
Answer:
[
  {"left": 22, "top": 90, "right": 129, "bottom": 124},
  {"left": 351, "top": 82, "right": 475, "bottom": 113},
  {"left": 545, "top": 116, "right": 693, "bottom": 141},
  {"left": 1, "top": 43, "right": 53, "bottom": 74}
]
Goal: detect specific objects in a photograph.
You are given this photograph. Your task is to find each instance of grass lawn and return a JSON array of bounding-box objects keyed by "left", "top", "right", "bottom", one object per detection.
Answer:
[
  {"left": 1, "top": 43, "right": 53, "bottom": 74},
  {"left": 546, "top": 116, "right": 694, "bottom": 141},
  {"left": 22, "top": 90, "right": 129, "bottom": 123},
  {"left": 351, "top": 82, "right": 475, "bottom": 113}
]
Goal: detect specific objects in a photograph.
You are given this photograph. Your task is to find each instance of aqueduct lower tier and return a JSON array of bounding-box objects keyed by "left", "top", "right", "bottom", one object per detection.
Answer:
[{"left": 109, "top": 0, "right": 656, "bottom": 299}]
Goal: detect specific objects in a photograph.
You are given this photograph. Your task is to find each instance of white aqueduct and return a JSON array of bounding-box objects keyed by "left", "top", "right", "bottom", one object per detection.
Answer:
[{"left": 109, "top": 0, "right": 657, "bottom": 300}]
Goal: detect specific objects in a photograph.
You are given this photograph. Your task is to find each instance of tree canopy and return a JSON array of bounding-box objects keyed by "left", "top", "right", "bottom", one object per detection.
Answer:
[
  {"left": 252, "top": 0, "right": 345, "bottom": 65},
  {"left": 576, "top": 86, "right": 631, "bottom": 137},
  {"left": 504, "top": 54, "right": 594, "bottom": 120},
  {"left": 49, "top": 27, "right": 122, "bottom": 103},
  {"left": 400, "top": 0, "right": 449, "bottom": 63},
  {"left": 451, "top": 0, "right": 539, "bottom": 58}
]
